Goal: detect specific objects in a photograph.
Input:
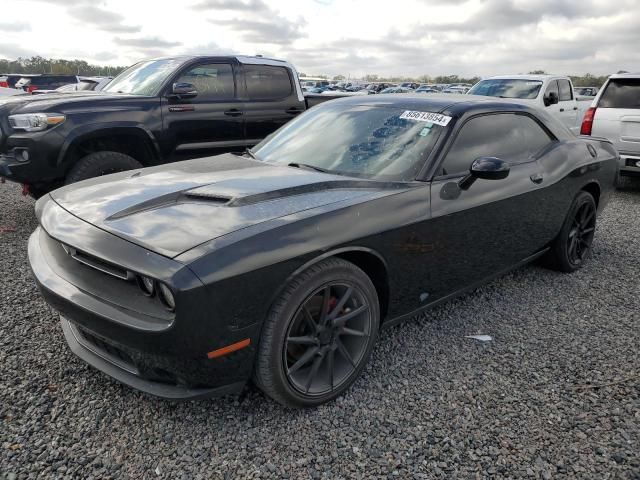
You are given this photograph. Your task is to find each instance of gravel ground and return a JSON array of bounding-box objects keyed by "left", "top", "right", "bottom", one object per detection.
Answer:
[{"left": 1, "top": 181, "right": 638, "bottom": 480}]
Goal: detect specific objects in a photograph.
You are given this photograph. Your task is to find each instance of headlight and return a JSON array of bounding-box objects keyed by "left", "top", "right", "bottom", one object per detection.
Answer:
[
  {"left": 138, "top": 275, "right": 155, "bottom": 296},
  {"left": 158, "top": 283, "right": 175, "bottom": 311},
  {"left": 9, "top": 113, "right": 65, "bottom": 132}
]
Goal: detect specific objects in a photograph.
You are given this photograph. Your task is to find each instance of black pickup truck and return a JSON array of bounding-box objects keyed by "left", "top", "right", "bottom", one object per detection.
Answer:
[{"left": 0, "top": 55, "right": 333, "bottom": 197}]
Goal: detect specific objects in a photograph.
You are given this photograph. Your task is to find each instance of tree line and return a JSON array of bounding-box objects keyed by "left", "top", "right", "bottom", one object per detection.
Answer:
[
  {"left": 2, "top": 58, "right": 619, "bottom": 87},
  {"left": 0, "top": 56, "right": 127, "bottom": 77}
]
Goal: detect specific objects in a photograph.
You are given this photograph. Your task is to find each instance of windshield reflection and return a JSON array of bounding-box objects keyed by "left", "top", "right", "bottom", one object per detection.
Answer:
[
  {"left": 103, "top": 58, "right": 186, "bottom": 96},
  {"left": 253, "top": 103, "right": 443, "bottom": 182}
]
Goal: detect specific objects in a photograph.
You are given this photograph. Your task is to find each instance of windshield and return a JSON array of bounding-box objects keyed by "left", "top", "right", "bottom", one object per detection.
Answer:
[
  {"left": 468, "top": 79, "right": 543, "bottom": 99},
  {"left": 103, "top": 58, "right": 185, "bottom": 96},
  {"left": 253, "top": 102, "right": 444, "bottom": 181}
]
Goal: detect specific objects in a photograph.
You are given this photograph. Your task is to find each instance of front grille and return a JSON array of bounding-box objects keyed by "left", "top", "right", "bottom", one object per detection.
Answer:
[
  {"left": 76, "top": 325, "right": 137, "bottom": 372},
  {"left": 61, "top": 243, "right": 132, "bottom": 280}
]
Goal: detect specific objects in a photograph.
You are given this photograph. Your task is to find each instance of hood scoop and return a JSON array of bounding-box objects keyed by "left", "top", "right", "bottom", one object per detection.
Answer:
[
  {"left": 186, "top": 179, "right": 385, "bottom": 208},
  {"left": 105, "top": 189, "right": 231, "bottom": 221},
  {"left": 105, "top": 179, "right": 385, "bottom": 222}
]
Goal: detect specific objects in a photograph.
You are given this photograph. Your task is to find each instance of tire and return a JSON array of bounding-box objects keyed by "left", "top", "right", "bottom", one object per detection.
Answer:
[
  {"left": 254, "top": 258, "right": 380, "bottom": 408},
  {"left": 27, "top": 185, "right": 51, "bottom": 200},
  {"left": 544, "top": 191, "right": 597, "bottom": 273},
  {"left": 65, "top": 151, "right": 142, "bottom": 185}
]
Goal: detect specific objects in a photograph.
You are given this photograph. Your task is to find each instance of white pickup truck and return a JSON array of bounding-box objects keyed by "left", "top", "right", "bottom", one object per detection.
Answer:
[{"left": 468, "top": 75, "right": 591, "bottom": 134}]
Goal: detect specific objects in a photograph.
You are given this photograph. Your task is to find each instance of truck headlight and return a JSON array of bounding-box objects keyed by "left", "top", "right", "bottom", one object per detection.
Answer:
[{"left": 9, "top": 113, "right": 65, "bottom": 132}]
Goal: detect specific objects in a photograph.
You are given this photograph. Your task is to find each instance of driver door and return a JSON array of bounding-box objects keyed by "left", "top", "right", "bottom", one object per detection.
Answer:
[
  {"left": 425, "top": 112, "right": 556, "bottom": 301},
  {"left": 162, "top": 62, "right": 246, "bottom": 161}
]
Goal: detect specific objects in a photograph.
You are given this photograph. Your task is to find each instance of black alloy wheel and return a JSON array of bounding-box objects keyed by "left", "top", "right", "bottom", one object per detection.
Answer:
[
  {"left": 545, "top": 191, "right": 597, "bottom": 273},
  {"left": 566, "top": 200, "right": 596, "bottom": 267},
  {"left": 254, "top": 258, "right": 380, "bottom": 407},
  {"left": 283, "top": 283, "right": 372, "bottom": 396}
]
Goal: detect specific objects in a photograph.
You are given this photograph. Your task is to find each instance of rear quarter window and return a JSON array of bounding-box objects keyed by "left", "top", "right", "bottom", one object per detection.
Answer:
[
  {"left": 245, "top": 65, "right": 293, "bottom": 100},
  {"left": 598, "top": 79, "right": 640, "bottom": 108}
]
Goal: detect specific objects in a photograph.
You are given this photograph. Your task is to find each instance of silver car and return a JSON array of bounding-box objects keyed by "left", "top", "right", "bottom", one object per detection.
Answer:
[{"left": 581, "top": 73, "right": 640, "bottom": 187}]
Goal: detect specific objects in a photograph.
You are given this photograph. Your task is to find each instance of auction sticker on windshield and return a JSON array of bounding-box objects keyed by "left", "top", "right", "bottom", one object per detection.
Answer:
[{"left": 400, "top": 110, "right": 452, "bottom": 126}]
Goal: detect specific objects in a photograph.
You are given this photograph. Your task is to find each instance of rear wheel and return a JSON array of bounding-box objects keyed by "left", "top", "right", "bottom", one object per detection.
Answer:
[
  {"left": 544, "top": 191, "right": 597, "bottom": 273},
  {"left": 254, "top": 258, "right": 379, "bottom": 408},
  {"left": 65, "top": 151, "right": 142, "bottom": 185}
]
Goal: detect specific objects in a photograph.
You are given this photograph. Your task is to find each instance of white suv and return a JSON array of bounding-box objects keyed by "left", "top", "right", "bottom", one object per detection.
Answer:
[{"left": 581, "top": 73, "right": 640, "bottom": 187}]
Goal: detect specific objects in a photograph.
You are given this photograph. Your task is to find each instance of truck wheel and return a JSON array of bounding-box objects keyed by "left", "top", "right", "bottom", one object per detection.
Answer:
[
  {"left": 65, "top": 151, "right": 142, "bottom": 185},
  {"left": 27, "top": 185, "right": 50, "bottom": 200},
  {"left": 543, "top": 191, "right": 597, "bottom": 273}
]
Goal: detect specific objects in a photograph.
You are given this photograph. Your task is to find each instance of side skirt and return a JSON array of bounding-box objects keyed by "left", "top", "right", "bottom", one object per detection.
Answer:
[{"left": 381, "top": 247, "right": 550, "bottom": 330}]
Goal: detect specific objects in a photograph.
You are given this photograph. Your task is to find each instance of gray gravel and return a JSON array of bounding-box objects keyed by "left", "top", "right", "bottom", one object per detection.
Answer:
[{"left": 1, "top": 180, "right": 639, "bottom": 480}]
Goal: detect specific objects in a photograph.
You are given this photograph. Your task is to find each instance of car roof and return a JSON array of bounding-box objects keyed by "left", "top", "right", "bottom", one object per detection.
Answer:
[
  {"left": 146, "top": 54, "right": 290, "bottom": 65},
  {"left": 609, "top": 73, "right": 640, "bottom": 79},
  {"left": 327, "top": 93, "right": 573, "bottom": 138},
  {"left": 334, "top": 93, "right": 505, "bottom": 111}
]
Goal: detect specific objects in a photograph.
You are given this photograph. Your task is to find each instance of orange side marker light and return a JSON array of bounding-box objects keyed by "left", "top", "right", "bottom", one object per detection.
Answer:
[{"left": 207, "top": 338, "right": 251, "bottom": 359}]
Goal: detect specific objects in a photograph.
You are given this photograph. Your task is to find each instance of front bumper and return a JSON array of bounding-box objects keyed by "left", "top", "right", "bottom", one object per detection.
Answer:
[
  {"left": 61, "top": 317, "right": 244, "bottom": 400},
  {"left": 0, "top": 129, "right": 65, "bottom": 185},
  {"left": 0, "top": 151, "right": 30, "bottom": 182},
  {"left": 28, "top": 211, "right": 258, "bottom": 400}
]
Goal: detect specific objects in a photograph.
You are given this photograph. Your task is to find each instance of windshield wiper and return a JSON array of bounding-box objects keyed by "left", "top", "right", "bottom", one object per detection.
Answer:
[
  {"left": 288, "top": 162, "right": 330, "bottom": 174},
  {"left": 244, "top": 148, "right": 258, "bottom": 159}
]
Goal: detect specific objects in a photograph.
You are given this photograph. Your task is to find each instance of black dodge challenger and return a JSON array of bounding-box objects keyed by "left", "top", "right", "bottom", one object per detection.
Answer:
[{"left": 28, "top": 94, "right": 618, "bottom": 407}]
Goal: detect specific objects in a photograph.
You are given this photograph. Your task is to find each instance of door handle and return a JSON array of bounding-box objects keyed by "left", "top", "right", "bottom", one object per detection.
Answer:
[
  {"left": 559, "top": 108, "right": 565, "bottom": 112},
  {"left": 224, "top": 109, "right": 243, "bottom": 117},
  {"left": 169, "top": 106, "right": 195, "bottom": 112},
  {"left": 530, "top": 173, "right": 544, "bottom": 184},
  {"left": 573, "top": 106, "right": 578, "bottom": 110},
  {"left": 286, "top": 107, "right": 303, "bottom": 115}
]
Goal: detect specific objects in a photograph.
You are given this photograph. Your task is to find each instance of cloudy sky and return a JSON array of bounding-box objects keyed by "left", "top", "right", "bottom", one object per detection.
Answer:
[{"left": 1, "top": 0, "right": 638, "bottom": 78}]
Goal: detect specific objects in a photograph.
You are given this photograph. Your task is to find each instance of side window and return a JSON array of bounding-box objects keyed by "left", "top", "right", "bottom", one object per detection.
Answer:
[
  {"left": 245, "top": 65, "right": 293, "bottom": 100},
  {"left": 544, "top": 80, "right": 559, "bottom": 101},
  {"left": 175, "top": 63, "right": 234, "bottom": 100},
  {"left": 439, "top": 114, "right": 554, "bottom": 176},
  {"left": 558, "top": 79, "right": 573, "bottom": 101},
  {"left": 599, "top": 79, "right": 640, "bottom": 108}
]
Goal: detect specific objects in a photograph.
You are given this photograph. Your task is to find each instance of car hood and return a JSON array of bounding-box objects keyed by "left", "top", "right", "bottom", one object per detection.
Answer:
[
  {"left": 49, "top": 154, "right": 401, "bottom": 258},
  {"left": 0, "top": 91, "right": 150, "bottom": 115}
]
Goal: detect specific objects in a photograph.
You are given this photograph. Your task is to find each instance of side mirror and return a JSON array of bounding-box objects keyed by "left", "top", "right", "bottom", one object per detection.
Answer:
[
  {"left": 543, "top": 91, "right": 559, "bottom": 107},
  {"left": 459, "top": 157, "right": 510, "bottom": 190},
  {"left": 171, "top": 82, "right": 197, "bottom": 99}
]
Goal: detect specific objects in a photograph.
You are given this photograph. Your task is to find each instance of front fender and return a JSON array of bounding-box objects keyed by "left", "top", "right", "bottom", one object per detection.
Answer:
[{"left": 56, "top": 122, "right": 161, "bottom": 167}]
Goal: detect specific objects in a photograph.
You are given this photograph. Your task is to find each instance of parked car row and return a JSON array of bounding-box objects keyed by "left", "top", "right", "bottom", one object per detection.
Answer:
[
  {"left": 301, "top": 80, "right": 473, "bottom": 95},
  {"left": 0, "top": 73, "right": 112, "bottom": 94}
]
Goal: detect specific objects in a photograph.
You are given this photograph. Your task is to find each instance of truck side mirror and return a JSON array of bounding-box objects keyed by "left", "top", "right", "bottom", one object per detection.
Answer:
[
  {"left": 543, "top": 91, "right": 559, "bottom": 107},
  {"left": 171, "top": 82, "right": 198, "bottom": 99}
]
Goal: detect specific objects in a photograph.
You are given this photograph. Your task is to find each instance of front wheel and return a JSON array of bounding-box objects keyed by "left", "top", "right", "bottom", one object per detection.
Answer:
[
  {"left": 254, "top": 258, "right": 380, "bottom": 408},
  {"left": 65, "top": 151, "right": 142, "bottom": 185},
  {"left": 544, "top": 191, "right": 597, "bottom": 273}
]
